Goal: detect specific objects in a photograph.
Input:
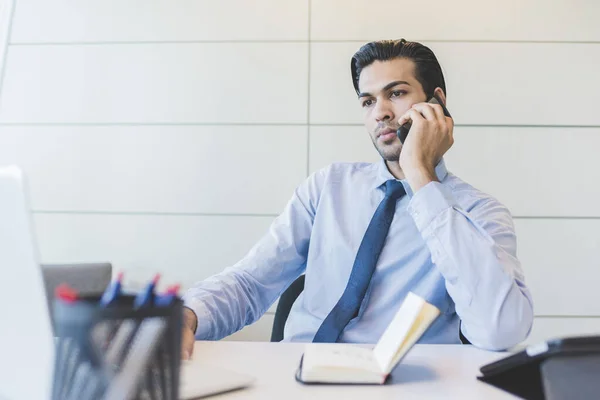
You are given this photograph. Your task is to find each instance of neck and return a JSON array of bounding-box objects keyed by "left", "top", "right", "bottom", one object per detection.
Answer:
[{"left": 385, "top": 160, "right": 406, "bottom": 180}]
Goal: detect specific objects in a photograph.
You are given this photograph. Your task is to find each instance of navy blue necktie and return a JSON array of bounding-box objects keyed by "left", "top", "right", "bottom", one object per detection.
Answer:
[{"left": 313, "top": 179, "right": 406, "bottom": 343}]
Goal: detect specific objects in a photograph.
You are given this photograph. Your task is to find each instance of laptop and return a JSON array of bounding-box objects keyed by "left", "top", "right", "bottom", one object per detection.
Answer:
[{"left": 0, "top": 166, "right": 254, "bottom": 399}]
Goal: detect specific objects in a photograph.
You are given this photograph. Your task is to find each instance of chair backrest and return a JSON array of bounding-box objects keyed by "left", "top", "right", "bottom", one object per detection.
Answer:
[
  {"left": 270, "top": 275, "right": 305, "bottom": 342},
  {"left": 269, "top": 274, "right": 472, "bottom": 344}
]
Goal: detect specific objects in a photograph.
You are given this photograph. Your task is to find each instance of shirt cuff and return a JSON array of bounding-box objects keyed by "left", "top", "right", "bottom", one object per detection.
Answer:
[
  {"left": 182, "top": 294, "right": 213, "bottom": 340},
  {"left": 407, "top": 181, "right": 458, "bottom": 232}
]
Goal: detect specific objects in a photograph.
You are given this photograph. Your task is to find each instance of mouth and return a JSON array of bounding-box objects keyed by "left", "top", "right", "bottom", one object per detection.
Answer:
[{"left": 377, "top": 128, "right": 397, "bottom": 142}]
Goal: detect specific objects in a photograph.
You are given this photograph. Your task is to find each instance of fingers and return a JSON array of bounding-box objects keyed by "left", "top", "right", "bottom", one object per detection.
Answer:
[
  {"left": 429, "top": 103, "right": 447, "bottom": 124},
  {"left": 411, "top": 103, "right": 454, "bottom": 135},
  {"left": 398, "top": 108, "right": 425, "bottom": 127},
  {"left": 411, "top": 102, "right": 438, "bottom": 122},
  {"left": 446, "top": 114, "right": 454, "bottom": 133},
  {"left": 181, "top": 326, "right": 195, "bottom": 360},
  {"left": 397, "top": 111, "right": 411, "bottom": 127}
]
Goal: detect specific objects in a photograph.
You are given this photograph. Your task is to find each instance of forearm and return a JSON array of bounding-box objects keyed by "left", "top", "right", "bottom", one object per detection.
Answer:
[
  {"left": 182, "top": 172, "right": 322, "bottom": 340},
  {"left": 183, "top": 265, "right": 287, "bottom": 340},
  {"left": 432, "top": 217, "right": 533, "bottom": 350},
  {"left": 408, "top": 182, "right": 534, "bottom": 350}
]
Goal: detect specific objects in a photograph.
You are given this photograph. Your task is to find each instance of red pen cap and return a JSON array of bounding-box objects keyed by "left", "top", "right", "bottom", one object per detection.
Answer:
[
  {"left": 166, "top": 284, "right": 181, "bottom": 295},
  {"left": 55, "top": 283, "right": 79, "bottom": 303}
]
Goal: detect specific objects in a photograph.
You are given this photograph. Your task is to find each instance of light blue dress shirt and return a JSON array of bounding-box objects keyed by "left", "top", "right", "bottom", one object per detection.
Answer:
[{"left": 183, "top": 159, "right": 534, "bottom": 350}]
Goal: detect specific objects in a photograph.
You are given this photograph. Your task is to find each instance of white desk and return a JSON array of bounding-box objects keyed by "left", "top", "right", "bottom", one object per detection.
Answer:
[{"left": 192, "top": 341, "right": 518, "bottom": 399}]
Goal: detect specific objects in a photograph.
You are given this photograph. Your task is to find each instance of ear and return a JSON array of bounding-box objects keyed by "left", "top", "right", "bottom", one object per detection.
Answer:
[{"left": 433, "top": 87, "right": 447, "bottom": 105}]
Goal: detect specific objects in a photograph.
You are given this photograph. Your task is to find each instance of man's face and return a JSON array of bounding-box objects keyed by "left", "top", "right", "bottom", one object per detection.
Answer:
[{"left": 357, "top": 58, "right": 427, "bottom": 161}]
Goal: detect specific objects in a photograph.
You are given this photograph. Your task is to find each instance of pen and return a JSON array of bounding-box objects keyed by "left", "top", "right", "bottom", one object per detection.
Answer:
[
  {"left": 154, "top": 284, "right": 180, "bottom": 307},
  {"left": 134, "top": 273, "right": 161, "bottom": 309},
  {"left": 96, "top": 272, "right": 125, "bottom": 359},
  {"left": 100, "top": 272, "right": 124, "bottom": 307}
]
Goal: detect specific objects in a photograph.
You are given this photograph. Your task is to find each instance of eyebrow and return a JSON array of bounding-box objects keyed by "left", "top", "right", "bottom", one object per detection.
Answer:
[{"left": 358, "top": 80, "right": 410, "bottom": 98}]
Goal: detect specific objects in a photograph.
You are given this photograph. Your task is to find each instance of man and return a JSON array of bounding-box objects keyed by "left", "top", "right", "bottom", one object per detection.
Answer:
[{"left": 181, "top": 39, "right": 533, "bottom": 358}]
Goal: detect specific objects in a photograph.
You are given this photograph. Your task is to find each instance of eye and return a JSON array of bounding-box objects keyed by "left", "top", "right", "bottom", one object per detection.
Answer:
[
  {"left": 390, "top": 90, "right": 407, "bottom": 98},
  {"left": 362, "top": 99, "right": 374, "bottom": 108}
]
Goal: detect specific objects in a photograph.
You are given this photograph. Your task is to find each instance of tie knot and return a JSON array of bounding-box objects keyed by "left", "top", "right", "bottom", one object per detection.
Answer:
[{"left": 384, "top": 179, "right": 406, "bottom": 200}]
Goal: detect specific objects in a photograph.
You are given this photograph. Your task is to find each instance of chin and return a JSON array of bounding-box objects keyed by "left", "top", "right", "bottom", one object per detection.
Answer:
[{"left": 376, "top": 142, "right": 402, "bottom": 161}]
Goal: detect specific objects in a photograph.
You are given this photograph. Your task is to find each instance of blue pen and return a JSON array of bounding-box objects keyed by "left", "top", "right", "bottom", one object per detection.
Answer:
[
  {"left": 98, "top": 272, "right": 125, "bottom": 367},
  {"left": 100, "top": 272, "right": 124, "bottom": 307},
  {"left": 154, "top": 284, "right": 180, "bottom": 307},
  {"left": 134, "top": 273, "right": 161, "bottom": 309}
]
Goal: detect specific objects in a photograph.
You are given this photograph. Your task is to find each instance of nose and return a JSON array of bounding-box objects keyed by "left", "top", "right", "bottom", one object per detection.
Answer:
[{"left": 373, "top": 99, "right": 394, "bottom": 123}]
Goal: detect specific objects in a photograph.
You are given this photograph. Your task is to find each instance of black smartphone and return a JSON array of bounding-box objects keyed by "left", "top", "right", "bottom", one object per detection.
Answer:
[{"left": 396, "top": 93, "right": 452, "bottom": 144}]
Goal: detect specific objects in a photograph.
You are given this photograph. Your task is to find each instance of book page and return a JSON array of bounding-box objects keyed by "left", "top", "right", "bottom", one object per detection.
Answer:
[
  {"left": 303, "top": 344, "right": 381, "bottom": 374},
  {"left": 384, "top": 302, "right": 440, "bottom": 374},
  {"left": 372, "top": 292, "right": 425, "bottom": 372}
]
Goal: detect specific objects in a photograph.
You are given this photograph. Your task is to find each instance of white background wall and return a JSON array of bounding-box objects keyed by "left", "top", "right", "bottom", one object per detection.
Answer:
[
  {"left": 1, "top": 0, "right": 600, "bottom": 344},
  {"left": 0, "top": 0, "right": 13, "bottom": 87}
]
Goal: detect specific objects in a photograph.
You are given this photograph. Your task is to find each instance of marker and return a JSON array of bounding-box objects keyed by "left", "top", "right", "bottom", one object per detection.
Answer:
[
  {"left": 134, "top": 274, "right": 161, "bottom": 309},
  {"left": 154, "top": 284, "right": 180, "bottom": 307},
  {"left": 100, "top": 272, "right": 124, "bottom": 307}
]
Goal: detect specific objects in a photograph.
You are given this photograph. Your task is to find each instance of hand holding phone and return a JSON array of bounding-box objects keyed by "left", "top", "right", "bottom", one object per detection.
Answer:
[{"left": 396, "top": 94, "right": 452, "bottom": 144}]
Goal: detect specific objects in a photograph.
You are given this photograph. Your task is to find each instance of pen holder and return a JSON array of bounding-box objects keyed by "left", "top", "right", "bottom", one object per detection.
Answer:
[{"left": 51, "top": 294, "right": 182, "bottom": 400}]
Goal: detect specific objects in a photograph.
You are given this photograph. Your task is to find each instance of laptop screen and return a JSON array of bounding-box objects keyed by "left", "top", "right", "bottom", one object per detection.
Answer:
[{"left": 0, "top": 166, "right": 55, "bottom": 400}]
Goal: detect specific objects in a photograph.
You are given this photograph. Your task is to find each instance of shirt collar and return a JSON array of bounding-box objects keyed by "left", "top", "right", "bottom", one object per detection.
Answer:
[{"left": 372, "top": 158, "right": 448, "bottom": 197}]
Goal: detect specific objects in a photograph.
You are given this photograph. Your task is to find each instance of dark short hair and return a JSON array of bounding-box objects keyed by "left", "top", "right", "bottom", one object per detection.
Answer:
[{"left": 350, "top": 39, "right": 446, "bottom": 99}]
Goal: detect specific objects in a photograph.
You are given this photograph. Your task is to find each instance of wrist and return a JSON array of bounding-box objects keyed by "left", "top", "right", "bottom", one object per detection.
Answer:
[{"left": 404, "top": 164, "right": 437, "bottom": 193}]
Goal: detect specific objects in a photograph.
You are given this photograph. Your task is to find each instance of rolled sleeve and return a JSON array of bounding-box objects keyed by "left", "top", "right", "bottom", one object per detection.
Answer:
[
  {"left": 182, "top": 296, "right": 214, "bottom": 340},
  {"left": 407, "top": 181, "right": 458, "bottom": 233}
]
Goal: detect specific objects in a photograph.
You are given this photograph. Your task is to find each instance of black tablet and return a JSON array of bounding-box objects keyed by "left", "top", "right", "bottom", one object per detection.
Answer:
[
  {"left": 478, "top": 336, "right": 600, "bottom": 400},
  {"left": 480, "top": 336, "right": 600, "bottom": 377}
]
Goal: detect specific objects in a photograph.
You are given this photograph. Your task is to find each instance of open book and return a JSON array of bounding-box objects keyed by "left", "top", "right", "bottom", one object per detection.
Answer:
[{"left": 296, "top": 292, "right": 441, "bottom": 384}]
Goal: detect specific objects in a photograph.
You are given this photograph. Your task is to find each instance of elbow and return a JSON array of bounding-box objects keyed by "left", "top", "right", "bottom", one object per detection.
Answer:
[
  {"left": 479, "top": 317, "right": 533, "bottom": 351},
  {"left": 467, "top": 297, "right": 534, "bottom": 351}
]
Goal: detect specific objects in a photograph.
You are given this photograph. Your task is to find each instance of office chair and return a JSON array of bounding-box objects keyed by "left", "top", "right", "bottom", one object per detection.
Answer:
[
  {"left": 270, "top": 273, "right": 472, "bottom": 344},
  {"left": 271, "top": 275, "right": 305, "bottom": 342}
]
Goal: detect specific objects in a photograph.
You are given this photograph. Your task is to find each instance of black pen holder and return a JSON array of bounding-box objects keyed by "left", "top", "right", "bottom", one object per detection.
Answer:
[{"left": 51, "top": 294, "right": 183, "bottom": 400}]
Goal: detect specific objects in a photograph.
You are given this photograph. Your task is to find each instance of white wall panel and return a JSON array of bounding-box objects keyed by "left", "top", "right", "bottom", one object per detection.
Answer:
[
  {"left": 33, "top": 213, "right": 275, "bottom": 291},
  {"left": 310, "top": 126, "right": 600, "bottom": 217},
  {"left": 526, "top": 317, "right": 600, "bottom": 345},
  {"left": 0, "top": 125, "right": 307, "bottom": 214},
  {"left": 0, "top": 0, "right": 14, "bottom": 96},
  {"left": 515, "top": 219, "right": 600, "bottom": 317},
  {"left": 10, "top": 0, "right": 308, "bottom": 43},
  {"left": 310, "top": 42, "right": 600, "bottom": 126},
  {"left": 308, "top": 125, "right": 377, "bottom": 172},
  {"left": 0, "top": 43, "right": 308, "bottom": 123},
  {"left": 311, "top": 0, "right": 600, "bottom": 42}
]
